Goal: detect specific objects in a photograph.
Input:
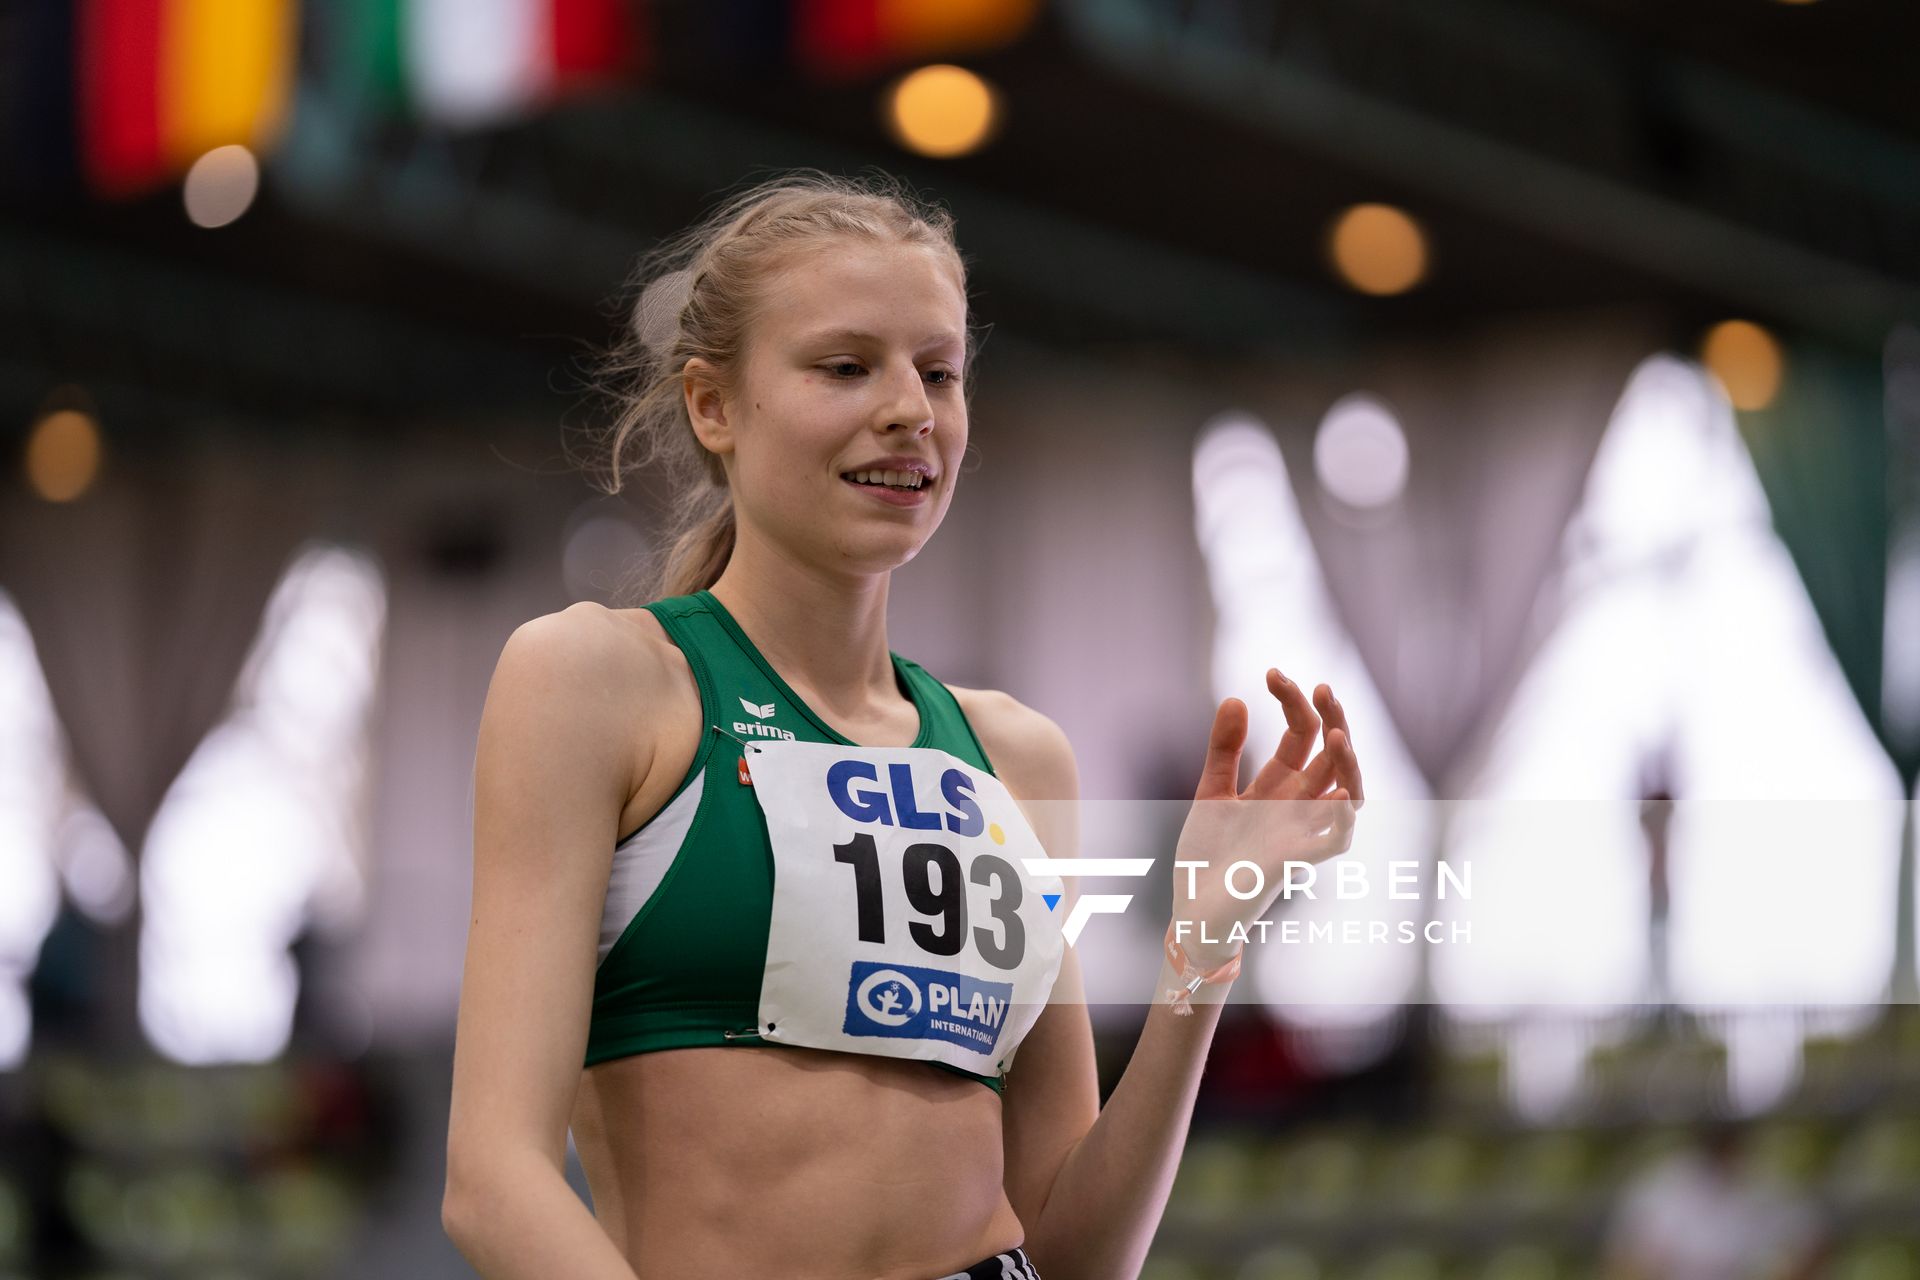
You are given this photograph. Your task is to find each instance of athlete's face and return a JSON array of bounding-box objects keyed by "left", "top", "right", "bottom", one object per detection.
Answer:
[{"left": 691, "top": 237, "right": 970, "bottom": 577}]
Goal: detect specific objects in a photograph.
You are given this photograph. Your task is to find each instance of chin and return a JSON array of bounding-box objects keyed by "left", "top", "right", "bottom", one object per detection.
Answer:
[{"left": 832, "top": 530, "right": 934, "bottom": 574}]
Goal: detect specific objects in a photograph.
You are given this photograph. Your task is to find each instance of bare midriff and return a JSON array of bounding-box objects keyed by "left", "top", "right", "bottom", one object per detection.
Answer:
[{"left": 571, "top": 1042, "right": 1025, "bottom": 1280}]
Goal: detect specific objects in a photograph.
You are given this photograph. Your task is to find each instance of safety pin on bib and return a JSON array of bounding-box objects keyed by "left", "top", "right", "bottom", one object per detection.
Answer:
[
  {"left": 723, "top": 1023, "right": 775, "bottom": 1040},
  {"left": 710, "top": 724, "right": 755, "bottom": 785}
]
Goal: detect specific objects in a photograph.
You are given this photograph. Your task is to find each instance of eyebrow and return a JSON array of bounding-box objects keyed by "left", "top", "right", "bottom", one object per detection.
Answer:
[{"left": 796, "top": 327, "right": 965, "bottom": 355}]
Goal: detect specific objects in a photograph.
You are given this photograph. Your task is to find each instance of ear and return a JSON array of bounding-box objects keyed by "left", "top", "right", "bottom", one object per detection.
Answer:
[{"left": 683, "top": 357, "right": 735, "bottom": 457}]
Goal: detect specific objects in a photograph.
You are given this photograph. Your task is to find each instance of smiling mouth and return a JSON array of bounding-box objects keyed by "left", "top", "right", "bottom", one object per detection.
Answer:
[{"left": 840, "top": 469, "right": 930, "bottom": 492}]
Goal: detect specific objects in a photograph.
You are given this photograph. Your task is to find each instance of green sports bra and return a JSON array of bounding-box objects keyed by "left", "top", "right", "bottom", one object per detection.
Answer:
[{"left": 585, "top": 589, "right": 1009, "bottom": 1093}]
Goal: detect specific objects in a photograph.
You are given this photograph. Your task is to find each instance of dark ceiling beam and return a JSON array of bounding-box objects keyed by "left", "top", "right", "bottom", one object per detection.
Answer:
[
  {"left": 270, "top": 109, "right": 640, "bottom": 306},
  {"left": 1061, "top": 0, "right": 1920, "bottom": 345},
  {"left": 559, "top": 94, "right": 1361, "bottom": 349},
  {"left": 0, "top": 225, "right": 556, "bottom": 438},
  {"left": 271, "top": 85, "right": 1357, "bottom": 351}
]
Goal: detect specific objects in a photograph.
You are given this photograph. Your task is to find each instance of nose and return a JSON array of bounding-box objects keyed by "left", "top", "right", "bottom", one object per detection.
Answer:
[{"left": 878, "top": 364, "right": 936, "bottom": 437}]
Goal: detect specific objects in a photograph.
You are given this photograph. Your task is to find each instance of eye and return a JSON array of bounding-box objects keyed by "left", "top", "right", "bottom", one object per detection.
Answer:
[
  {"left": 824, "top": 361, "right": 866, "bottom": 377},
  {"left": 926, "top": 368, "right": 960, "bottom": 387}
]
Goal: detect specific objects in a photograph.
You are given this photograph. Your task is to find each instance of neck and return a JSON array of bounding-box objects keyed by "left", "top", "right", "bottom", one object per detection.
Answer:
[{"left": 705, "top": 535, "right": 897, "bottom": 715}]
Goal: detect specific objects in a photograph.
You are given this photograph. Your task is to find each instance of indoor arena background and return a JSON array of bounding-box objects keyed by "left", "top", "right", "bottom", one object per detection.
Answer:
[{"left": 1, "top": 1, "right": 1917, "bottom": 1277}]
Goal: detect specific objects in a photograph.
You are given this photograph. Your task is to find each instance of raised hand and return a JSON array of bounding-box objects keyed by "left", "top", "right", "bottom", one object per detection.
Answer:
[{"left": 1172, "top": 669, "right": 1365, "bottom": 966}]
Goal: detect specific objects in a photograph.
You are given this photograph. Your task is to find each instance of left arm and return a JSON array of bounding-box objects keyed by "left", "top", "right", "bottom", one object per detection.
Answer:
[
  {"left": 1020, "top": 944, "right": 1231, "bottom": 1280},
  {"left": 958, "top": 689, "right": 1235, "bottom": 1280},
  {"left": 963, "top": 672, "right": 1363, "bottom": 1280}
]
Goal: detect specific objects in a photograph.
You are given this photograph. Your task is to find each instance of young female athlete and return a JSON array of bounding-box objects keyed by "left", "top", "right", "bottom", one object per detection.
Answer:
[{"left": 442, "top": 172, "right": 1365, "bottom": 1280}]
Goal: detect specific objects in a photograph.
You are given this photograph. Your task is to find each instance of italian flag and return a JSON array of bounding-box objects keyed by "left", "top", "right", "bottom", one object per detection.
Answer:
[{"left": 345, "top": 0, "right": 644, "bottom": 125}]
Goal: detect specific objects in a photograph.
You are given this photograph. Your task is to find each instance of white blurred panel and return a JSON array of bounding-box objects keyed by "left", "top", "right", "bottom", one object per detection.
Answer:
[
  {"left": 0, "top": 592, "right": 66, "bottom": 1067},
  {"left": 1438, "top": 356, "right": 1904, "bottom": 1015},
  {"left": 1193, "top": 412, "right": 1436, "bottom": 1032},
  {"left": 140, "top": 546, "right": 385, "bottom": 1063}
]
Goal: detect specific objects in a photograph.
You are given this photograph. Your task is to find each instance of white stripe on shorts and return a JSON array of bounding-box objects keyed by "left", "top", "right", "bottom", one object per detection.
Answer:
[{"left": 931, "top": 1247, "right": 1037, "bottom": 1280}]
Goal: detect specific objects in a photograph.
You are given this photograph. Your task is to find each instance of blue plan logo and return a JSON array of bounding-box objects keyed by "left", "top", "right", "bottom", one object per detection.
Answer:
[
  {"left": 853, "top": 968, "right": 922, "bottom": 1026},
  {"left": 842, "top": 960, "right": 1014, "bottom": 1055}
]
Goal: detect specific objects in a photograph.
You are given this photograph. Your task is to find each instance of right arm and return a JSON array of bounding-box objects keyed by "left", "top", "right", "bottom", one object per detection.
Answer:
[{"left": 442, "top": 604, "right": 652, "bottom": 1279}]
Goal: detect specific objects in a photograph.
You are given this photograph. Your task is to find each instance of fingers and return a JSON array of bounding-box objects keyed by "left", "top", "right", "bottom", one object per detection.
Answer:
[
  {"left": 1323, "top": 688, "right": 1365, "bottom": 808},
  {"left": 1196, "top": 697, "right": 1249, "bottom": 800},
  {"left": 1318, "top": 790, "right": 1357, "bottom": 856},
  {"left": 1296, "top": 736, "right": 1341, "bottom": 797},
  {"left": 1313, "top": 685, "right": 1345, "bottom": 746},
  {"left": 1311, "top": 687, "right": 1365, "bottom": 809},
  {"left": 1266, "top": 668, "right": 1320, "bottom": 773},
  {"left": 1329, "top": 726, "right": 1365, "bottom": 809}
]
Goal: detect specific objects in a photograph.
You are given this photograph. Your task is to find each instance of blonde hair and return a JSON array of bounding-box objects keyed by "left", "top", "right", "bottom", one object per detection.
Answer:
[{"left": 584, "top": 170, "right": 975, "bottom": 602}]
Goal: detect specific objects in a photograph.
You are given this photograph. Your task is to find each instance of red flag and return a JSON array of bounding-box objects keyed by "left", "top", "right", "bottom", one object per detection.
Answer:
[
  {"left": 794, "top": 0, "right": 883, "bottom": 81},
  {"left": 550, "top": 0, "right": 647, "bottom": 82},
  {"left": 78, "top": 0, "right": 166, "bottom": 196}
]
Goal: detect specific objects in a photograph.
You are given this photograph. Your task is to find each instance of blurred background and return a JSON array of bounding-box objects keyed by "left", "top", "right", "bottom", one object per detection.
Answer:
[{"left": 2, "top": 0, "right": 1918, "bottom": 1276}]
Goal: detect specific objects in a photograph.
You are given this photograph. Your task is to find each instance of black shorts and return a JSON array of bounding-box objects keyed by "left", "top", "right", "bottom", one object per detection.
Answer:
[{"left": 933, "top": 1244, "right": 1041, "bottom": 1279}]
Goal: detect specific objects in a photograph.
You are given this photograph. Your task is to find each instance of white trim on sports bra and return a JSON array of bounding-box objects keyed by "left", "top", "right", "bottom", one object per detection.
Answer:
[{"left": 598, "top": 772, "right": 706, "bottom": 964}]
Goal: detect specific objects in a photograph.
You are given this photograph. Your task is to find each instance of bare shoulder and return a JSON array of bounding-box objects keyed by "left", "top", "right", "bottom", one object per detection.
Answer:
[
  {"left": 489, "top": 602, "right": 692, "bottom": 793},
  {"left": 501, "top": 600, "right": 677, "bottom": 690},
  {"left": 496, "top": 602, "right": 689, "bottom": 724},
  {"left": 946, "top": 685, "right": 1078, "bottom": 803},
  {"left": 481, "top": 603, "right": 636, "bottom": 797}
]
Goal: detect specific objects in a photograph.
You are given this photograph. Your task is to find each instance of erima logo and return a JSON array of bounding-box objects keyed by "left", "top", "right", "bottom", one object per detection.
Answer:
[
  {"left": 734, "top": 695, "right": 794, "bottom": 740},
  {"left": 1021, "top": 858, "right": 1155, "bottom": 946},
  {"left": 854, "top": 968, "right": 921, "bottom": 1027}
]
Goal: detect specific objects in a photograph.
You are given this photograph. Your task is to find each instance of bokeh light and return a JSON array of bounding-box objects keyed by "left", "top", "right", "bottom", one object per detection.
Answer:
[
  {"left": 58, "top": 805, "right": 134, "bottom": 926},
  {"left": 1328, "top": 203, "right": 1429, "bottom": 295},
  {"left": 25, "top": 407, "right": 103, "bottom": 503},
  {"left": 885, "top": 64, "right": 1000, "bottom": 158},
  {"left": 1701, "top": 319, "right": 1785, "bottom": 411},
  {"left": 1314, "top": 394, "right": 1411, "bottom": 510},
  {"left": 182, "top": 145, "right": 261, "bottom": 229}
]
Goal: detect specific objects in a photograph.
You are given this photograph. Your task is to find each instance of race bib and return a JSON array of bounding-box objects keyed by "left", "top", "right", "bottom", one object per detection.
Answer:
[{"left": 742, "top": 739, "right": 1066, "bottom": 1079}]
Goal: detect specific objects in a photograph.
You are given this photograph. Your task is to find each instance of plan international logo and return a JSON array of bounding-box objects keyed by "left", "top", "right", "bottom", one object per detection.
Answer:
[{"left": 843, "top": 960, "right": 1013, "bottom": 1054}]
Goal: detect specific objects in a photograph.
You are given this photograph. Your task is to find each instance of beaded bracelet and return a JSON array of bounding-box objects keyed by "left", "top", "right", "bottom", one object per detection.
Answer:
[{"left": 1162, "top": 923, "right": 1243, "bottom": 1016}]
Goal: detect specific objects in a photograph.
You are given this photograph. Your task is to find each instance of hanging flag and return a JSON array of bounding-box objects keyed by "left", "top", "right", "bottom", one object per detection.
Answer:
[
  {"left": 793, "top": 0, "right": 883, "bottom": 80},
  {"left": 405, "top": 0, "right": 544, "bottom": 125},
  {"left": 77, "top": 0, "right": 297, "bottom": 198},
  {"left": 405, "top": 0, "right": 643, "bottom": 126},
  {"left": 877, "top": 0, "right": 1037, "bottom": 62},
  {"left": 550, "top": 0, "right": 644, "bottom": 88},
  {"left": 163, "top": 0, "right": 298, "bottom": 166},
  {"left": 78, "top": 0, "right": 165, "bottom": 195},
  {"left": 332, "top": 0, "right": 410, "bottom": 114},
  {"left": 794, "top": 0, "right": 1038, "bottom": 81}
]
